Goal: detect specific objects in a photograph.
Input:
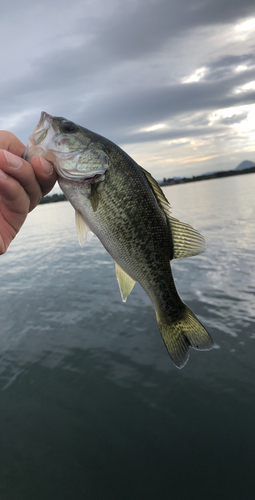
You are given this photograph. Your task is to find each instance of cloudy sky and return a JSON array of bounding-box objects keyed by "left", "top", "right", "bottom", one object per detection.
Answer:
[{"left": 1, "top": 0, "right": 255, "bottom": 184}]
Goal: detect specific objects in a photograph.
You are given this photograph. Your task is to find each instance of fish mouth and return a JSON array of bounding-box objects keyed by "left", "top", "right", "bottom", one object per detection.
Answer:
[
  {"left": 23, "top": 112, "right": 56, "bottom": 162},
  {"left": 36, "top": 111, "right": 53, "bottom": 129},
  {"left": 24, "top": 112, "right": 108, "bottom": 184},
  {"left": 29, "top": 111, "right": 53, "bottom": 146}
]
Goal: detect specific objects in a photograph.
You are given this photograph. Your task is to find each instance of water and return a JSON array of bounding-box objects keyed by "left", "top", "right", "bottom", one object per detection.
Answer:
[{"left": 0, "top": 174, "right": 255, "bottom": 499}]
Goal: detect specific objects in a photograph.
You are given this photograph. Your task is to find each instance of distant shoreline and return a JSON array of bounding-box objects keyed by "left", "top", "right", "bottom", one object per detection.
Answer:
[
  {"left": 40, "top": 165, "right": 255, "bottom": 204},
  {"left": 39, "top": 193, "right": 67, "bottom": 204},
  {"left": 159, "top": 165, "right": 255, "bottom": 186}
]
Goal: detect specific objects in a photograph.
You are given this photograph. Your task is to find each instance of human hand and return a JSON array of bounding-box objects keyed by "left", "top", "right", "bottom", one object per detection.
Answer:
[{"left": 0, "top": 131, "right": 57, "bottom": 254}]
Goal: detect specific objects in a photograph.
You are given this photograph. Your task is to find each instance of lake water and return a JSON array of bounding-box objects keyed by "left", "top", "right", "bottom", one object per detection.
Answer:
[{"left": 0, "top": 173, "right": 255, "bottom": 499}]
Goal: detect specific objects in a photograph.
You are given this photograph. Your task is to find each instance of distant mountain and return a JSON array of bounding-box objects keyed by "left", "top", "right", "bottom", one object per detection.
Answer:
[{"left": 235, "top": 160, "right": 255, "bottom": 171}]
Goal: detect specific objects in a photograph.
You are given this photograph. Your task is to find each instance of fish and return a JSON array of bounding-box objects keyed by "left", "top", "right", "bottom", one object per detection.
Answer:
[{"left": 23, "top": 111, "right": 213, "bottom": 368}]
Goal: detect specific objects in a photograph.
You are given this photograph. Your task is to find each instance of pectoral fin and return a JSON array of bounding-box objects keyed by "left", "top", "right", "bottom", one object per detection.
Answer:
[
  {"left": 90, "top": 183, "right": 100, "bottom": 211},
  {"left": 75, "top": 210, "right": 93, "bottom": 246},
  {"left": 115, "top": 262, "right": 136, "bottom": 302}
]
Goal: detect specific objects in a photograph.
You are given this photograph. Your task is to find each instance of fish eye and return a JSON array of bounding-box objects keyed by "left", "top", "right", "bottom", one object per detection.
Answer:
[{"left": 60, "top": 121, "right": 78, "bottom": 133}]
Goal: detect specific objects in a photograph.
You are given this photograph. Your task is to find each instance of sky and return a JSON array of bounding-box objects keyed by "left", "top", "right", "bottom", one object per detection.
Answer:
[{"left": 0, "top": 0, "right": 255, "bottom": 187}]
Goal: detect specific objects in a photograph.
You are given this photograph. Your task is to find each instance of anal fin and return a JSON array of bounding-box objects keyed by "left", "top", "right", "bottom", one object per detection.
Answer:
[{"left": 115, "top": 262, "right": 136, "bottom": 302}]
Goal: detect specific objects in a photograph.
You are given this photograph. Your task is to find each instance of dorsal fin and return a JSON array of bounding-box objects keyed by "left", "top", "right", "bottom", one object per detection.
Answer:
[
  {"left": 141, "top": 167, "right": 206, "bottom": 258},
  {"left": 115, "top": 262, "right": 136, "bottom": 302},
  {"left": 167, "top": 216, "right": 206, "bottom": 258},
  {"left": 141, "top": 167, "right": 171, "bottom": 214},
  {"left": 75, "top": 210, "right": 94, "bottom": 246}
]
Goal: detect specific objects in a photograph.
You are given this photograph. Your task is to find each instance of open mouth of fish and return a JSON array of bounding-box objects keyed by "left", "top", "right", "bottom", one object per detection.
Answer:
[{"left": 23, "top": 112, "right": 107, "bottom": 182}]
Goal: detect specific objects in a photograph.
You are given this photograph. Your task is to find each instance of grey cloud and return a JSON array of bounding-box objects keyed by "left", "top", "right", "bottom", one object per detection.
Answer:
[
  {"left": 206, "top": 52, "right": 255, "bottom": 81},
  {"left": 209, "top": 53, "right": 255, "bottom": 70},
  {"left": 218, "top": 112, "right": 248, "bottom": 125},
  {"left": 1, "top": 0, "right": 255, "bottom": 176},
  {"left": 119, "top": 125, "right": 227, "bottom": 145},
  {"left": 77, "top": 68, "right": 255, "bottom": 140},
  {"left": 90, "top": 0, "right": 255, "bottom": 61},
  {"left": 2, "top": 0, "right": 255, "bottom": 109},
  {"left": 13, "top": 0, "right": 255, "bottom": 98},
  {"left": 5, "top": 61, "right": 254, "bottom": 145}
]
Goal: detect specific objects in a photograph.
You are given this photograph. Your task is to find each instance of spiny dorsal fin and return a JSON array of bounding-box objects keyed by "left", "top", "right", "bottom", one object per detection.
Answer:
[
  {"left": 141, "top": 167, "right": 171, "bottom": 214},
  {"left": 141, "top": 167, "right": 206, "bottom": 258},
  {"left": 115, "top": 262, "right": 136, "bottom": 302},
  {"left": 75, "top": 210, "right": 94, "bottom": 246}
]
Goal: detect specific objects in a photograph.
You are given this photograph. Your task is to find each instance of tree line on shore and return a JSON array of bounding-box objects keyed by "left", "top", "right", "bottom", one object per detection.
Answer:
[
  {"left": 40, "top": 164, "right": 255, "bottom": 204},
  {"left": 39, "top": 193, "right": 67, "bottom": 204},
  {"left": 160, "top": 165, "right": 255, "bottom": 186}
]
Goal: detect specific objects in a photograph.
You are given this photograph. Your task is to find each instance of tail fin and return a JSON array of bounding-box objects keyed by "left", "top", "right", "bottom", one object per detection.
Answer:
[{"left": 156, "top": 305, "right": 213, "bottom": 369}]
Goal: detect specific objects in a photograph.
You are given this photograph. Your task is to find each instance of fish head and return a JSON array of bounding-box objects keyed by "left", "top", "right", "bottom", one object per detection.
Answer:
[{"left": 24, "top": 111, "right": 108, "bottom": 182}]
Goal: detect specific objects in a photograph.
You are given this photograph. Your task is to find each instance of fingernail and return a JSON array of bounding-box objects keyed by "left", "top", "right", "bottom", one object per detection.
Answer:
[
  {"left": 3, "top": 150, "right": 23, "bottom": 169},
  {"left": 0, "top": 169, "right": 8, "bottom": 179},
  {"left": 39, "top": 157, "right": 53, "bottom": 175}
]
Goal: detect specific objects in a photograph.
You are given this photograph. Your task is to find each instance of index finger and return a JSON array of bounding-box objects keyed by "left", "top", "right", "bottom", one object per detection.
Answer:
[
  {"left": 0, "top": 131, "right": 26, "bottom": 157},
  {"left": 30, "top": 156, "right": 58, "bottom": 198},
  {"left": 0, "top": 131, "right": 57, "bottom": 201}
]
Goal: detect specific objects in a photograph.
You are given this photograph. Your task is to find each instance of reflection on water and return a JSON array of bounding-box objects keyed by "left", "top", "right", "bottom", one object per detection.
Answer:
[{"left": 0, "top": 174, "right": 255, "bottom": 499}]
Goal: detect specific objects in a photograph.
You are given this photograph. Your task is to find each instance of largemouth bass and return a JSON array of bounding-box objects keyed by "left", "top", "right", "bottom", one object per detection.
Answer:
[{"left": 24, "top": 112, "right": 213, "bottom": 368}]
